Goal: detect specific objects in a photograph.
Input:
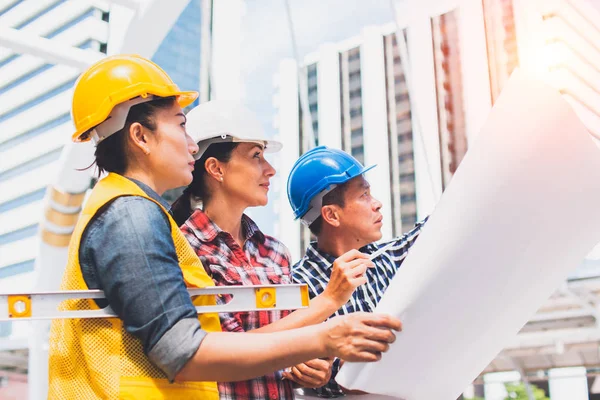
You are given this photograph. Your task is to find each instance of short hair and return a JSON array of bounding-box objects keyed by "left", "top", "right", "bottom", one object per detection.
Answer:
[{"left": 308, "top": 181, "right": 350, "bottom": 236}]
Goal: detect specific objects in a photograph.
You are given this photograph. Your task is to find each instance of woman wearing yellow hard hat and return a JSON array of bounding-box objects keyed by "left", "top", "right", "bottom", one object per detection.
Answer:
[{"left": 48, "top": 54, "right": 401, "bottom": 400}]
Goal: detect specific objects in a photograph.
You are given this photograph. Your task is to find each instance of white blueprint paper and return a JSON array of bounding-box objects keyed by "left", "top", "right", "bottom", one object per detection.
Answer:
[{"left": 335, "top": 71, "right": 600, "bottom": 399}]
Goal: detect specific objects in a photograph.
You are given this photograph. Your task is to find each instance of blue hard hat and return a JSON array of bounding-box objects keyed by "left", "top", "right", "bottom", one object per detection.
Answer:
[{"left": 287, "top": 146, "right": 376, "bottom": 224}]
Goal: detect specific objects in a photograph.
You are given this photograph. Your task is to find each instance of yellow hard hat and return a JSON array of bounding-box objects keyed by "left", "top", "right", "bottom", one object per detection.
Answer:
[{"left": 71, "top": 54, "right": 198, "bottom": 143}]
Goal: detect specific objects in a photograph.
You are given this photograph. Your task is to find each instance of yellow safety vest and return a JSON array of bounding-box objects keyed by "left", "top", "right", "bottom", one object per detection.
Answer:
[{"left": 48, "top": 173, "right": 221, "bottom": 399}]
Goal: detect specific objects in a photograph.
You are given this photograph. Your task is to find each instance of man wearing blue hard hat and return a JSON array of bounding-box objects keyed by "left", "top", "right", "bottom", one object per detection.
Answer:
[{"left": 288, "top": 146, "right": 427, "bottom": 398}]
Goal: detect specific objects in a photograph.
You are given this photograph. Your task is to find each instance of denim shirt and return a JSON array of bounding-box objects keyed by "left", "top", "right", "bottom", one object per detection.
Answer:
[{"left": 79, "top": 178, "right": 207, "bottom": 380}]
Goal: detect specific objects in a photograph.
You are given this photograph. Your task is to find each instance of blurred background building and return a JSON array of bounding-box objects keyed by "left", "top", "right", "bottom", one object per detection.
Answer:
[{"left": 274, "top": 0, "right": 600, "bottom": 398}]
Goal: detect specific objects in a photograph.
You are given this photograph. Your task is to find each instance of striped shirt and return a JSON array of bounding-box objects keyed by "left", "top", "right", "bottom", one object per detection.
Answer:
[{"left": 292, "top": 219, "right": 427, "bottom": 397}]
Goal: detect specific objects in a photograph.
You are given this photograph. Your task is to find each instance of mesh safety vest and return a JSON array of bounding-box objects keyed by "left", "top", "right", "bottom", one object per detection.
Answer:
[{"left": 48, "top": 173, "right": 221, "bottom": 399}]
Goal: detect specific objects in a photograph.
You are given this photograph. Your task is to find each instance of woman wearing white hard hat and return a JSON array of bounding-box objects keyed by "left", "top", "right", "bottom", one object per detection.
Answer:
[{"left": 173, "top": 100, "right": 387, "bottom": 399}]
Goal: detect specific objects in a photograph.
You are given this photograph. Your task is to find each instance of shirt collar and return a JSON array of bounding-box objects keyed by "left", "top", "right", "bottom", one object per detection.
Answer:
[
  {"left": 307, "top": 242, "right": 337, "bottom": 265},
  {"left": 126, "top": 177, "right": 171, "bottom": 210},
  {"left": 185, "top": 208, "right": 265, "bottom": 244},
  {"left": 241, "top": 214, "right": 265, "bottom": 243}
]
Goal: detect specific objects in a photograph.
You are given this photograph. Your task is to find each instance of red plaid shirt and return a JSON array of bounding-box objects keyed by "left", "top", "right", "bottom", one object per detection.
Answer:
[{"left": 181, "top": 209, "right": 294, "bottom": 400}]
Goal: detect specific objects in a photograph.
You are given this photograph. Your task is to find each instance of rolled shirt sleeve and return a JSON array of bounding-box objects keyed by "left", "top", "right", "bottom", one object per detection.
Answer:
[{"left": 80, "top": 196, "right": 207, "bottom": 379}]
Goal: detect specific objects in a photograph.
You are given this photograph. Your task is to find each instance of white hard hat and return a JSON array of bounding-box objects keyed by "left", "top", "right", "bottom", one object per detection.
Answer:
[{"left": 185, "top": 100, "right": 283, "bottom": 160}]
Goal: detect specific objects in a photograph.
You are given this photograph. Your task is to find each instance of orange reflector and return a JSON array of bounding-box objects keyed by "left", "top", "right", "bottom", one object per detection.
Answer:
[
  {"left": 255, "top": 287, "right": 276, "bottom": 308},
  {"left": 8, "top": 295, "right": 32, "bottom": 318}
]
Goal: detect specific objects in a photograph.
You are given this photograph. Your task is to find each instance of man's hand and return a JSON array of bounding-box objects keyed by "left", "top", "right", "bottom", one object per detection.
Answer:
[
  {"left": 323, "top": 249, "right": 374, "bottom": 307},
  {"left": 282, "top": 358, "right": 333, "bottom": 388}
]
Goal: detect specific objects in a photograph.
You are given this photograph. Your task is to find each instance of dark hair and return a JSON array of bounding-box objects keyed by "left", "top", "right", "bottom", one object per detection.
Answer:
[
  {"left": 92, "top": 96, "right": 177, "bottom": 176},
  {"left": 308, "top": 182, "right": 350, "bottom": 236},
  {"left": 171, "top": 142, "right": 239, "bottom": 226}
]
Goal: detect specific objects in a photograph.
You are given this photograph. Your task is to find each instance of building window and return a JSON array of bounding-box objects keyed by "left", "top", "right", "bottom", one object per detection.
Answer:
[
  {"left": 395, "top": 92, "right": 409, "bottom": 104},
  {"left": 0, "top": 63, "right": 53, "bottom": 95},
  {"left": 0, "top": 225, "right": 38, "bottom": 246},
  {"left": 398, "top": 153, "right": 414, "bottom": 163},
  {"left": 0, "top": 54, "right": 18, "bottom": 69},
  {"left": 384, "top": 31, "right": 418, "bottom": 235},
  {"left": 0, "top": 0, "right": 24, "bottom": 17},
  {"left": 0, "top": 78, "right": 77, "bottom": 124},
  {"left": 482, "top": 0, "right": 519, "bottom": 103},
  {"left": 46, "top": 7, "right": 98, "bottom": 39},
  {"left": 350, "top": 107, "right": 362, "bottom": 118},
  {"left": 401, "top": 213, "right": 417, "bottom": 228},
  {"left": 0, "top": 113, "right": 71, "bottom": 153},
  {"left": 400, "top": 194, "right": 417, "bottom": 203},
  {"left": 432, "top": 10, "right": 468, "bottom": 189},
  {"left": 351, "top": 147, "right": 365, "bottom": 165},
  {"left": 399, "top": 173, "right": 413, "bottom": 183},
  {"left": 0, "top": 188, "right": 46, "bottom": 214},
  {"left": 341, "top": 47, "right": 364, "bottom": 162},
  {"left": 397, "top": 132, "right": 410, "bottom": 143},
  {"left": 349, "top": 88, "right": 362, "bottom": 99},
  {"left": 0, "top": 260, "right": 35, "bottom": 279},
  {"left": 0, "top": 147, "right": 62, "bottom": 183},
  {"left": 14, "top": 0, "right": 67, "bottom": 30},
  {"left": 306, "top": 63, "right": 319, "bottom": 141},
  {"left": 348, "top": 48, "right": 360, "bottom": 62}
]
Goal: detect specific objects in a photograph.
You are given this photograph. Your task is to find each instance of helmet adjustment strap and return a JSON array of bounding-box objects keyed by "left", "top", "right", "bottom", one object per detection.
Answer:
[
  {"left": 300, "top": 184, "right": 338, "bottom": 226},
  {"left": 89, "top": 95, "right": 155, "bottom": 146}
]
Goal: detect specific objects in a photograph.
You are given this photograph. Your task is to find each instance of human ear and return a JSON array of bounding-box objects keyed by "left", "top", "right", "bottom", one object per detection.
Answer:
[
  {"left": 321, "top": 205, "right": 341, "bottom": 228},
  {"left": 128, "top": 122, "right": 151, "bottom": 155},
  {"left": 204, "top": 157, "right": 225, "bottom": 182}
]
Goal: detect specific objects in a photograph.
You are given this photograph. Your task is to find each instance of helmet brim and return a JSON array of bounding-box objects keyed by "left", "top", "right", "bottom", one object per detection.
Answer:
[
  {"left": 359, "top": 164, "right": 377, "bottom": 176},
  {"left": 72, "top": 90, "right": 199, "bottom": 142},
  {"left": 194, "top": 136, "right": 283, "bottom": 160},
  {"left": 176, "top": 91, "right": 199, "bottom": 109}
]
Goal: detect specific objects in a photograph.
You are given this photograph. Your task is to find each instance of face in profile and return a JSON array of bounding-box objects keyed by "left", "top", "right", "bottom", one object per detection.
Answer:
[
  {"left": 145, "top": 102, "right": 198, "bottom": 191},
  {"left": 220, "top": 142, "right": 276, "bottom": 207},
  {"left": 336, "top": 176, "right": 384, "bottom": 245}
]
